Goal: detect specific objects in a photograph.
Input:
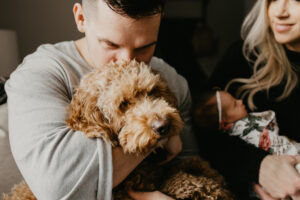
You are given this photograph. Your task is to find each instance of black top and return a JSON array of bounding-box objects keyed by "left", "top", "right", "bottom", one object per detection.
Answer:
[{"left": 195, "top": 40, "right": 300, "bottom": 199}]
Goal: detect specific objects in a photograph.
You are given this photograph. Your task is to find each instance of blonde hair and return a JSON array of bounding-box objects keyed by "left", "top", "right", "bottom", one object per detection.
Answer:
[{"left": 225, "top": 0, "right": 298, "bottom": 110}]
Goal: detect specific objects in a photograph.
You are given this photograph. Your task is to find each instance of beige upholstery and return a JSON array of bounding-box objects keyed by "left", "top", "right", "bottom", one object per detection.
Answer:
[{"left": 0, "top": 103, "right": 23, "bottom": 195}]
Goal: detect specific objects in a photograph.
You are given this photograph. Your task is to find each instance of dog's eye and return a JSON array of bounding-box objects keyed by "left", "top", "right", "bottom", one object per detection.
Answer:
[
  {"left": 148, "top": 87, "right": 158, "bottom": 96},
  {"left": 119, "top": 100, "right": 130, "bottom": 111}
]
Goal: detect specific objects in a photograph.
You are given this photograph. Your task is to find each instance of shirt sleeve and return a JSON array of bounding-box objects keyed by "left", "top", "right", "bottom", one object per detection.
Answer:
[
  {"left": 5, "top": 57, "right": 113, "bottom": 200},
  {"left": 177, "top": 77, "right": 200, "bottom": 158}
]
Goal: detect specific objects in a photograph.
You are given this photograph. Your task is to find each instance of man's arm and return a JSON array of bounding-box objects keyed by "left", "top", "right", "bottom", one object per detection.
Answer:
[
  {"left": 5, "top": 56, "right": 147, "bottom": 199},
  {"left": 112, "top": 147, "right": 147, "bottom": 187}
]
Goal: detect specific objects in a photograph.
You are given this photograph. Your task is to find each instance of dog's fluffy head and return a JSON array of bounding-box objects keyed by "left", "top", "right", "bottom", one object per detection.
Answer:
[{"left": 67, "top": 60, "right": 183, "bottom": 154}]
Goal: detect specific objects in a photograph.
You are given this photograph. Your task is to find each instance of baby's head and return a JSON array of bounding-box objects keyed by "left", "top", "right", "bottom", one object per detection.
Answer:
[{"left": 194, "top": 89, "right": 248, "bottom": 132}]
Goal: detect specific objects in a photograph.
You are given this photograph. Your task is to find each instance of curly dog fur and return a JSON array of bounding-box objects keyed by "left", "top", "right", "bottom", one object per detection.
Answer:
[
  {"left": 3, "top": 61, "right": 234, "bottom": 200},
  {"left": 66, "top": 60, "right": 183, "bottom": 155}
]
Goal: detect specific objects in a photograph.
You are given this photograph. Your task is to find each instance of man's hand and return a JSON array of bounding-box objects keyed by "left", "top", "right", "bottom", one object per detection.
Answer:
[
  {"left": 112, "top": 147, "right": 148, "bottom": 187},
  {"left": 259, "top": 155, "right": 300, "bottom": 199},
  {"left": 159, "top": 135, "right": 182, "bottom": 165},
  {"left": 128, "top": 190, "right": 174, "bottom": 200}
]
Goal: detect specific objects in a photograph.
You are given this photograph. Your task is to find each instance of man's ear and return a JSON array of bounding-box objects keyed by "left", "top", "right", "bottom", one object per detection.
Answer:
[
  {"left": 219, "top": 120, "right": 233, "bottom": 131},
  {"left": 73, "top": 3, "right": 86, "bottom": 33}
]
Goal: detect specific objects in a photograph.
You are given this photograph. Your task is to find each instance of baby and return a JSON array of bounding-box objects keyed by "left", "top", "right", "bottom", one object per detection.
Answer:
[{"left": 194, "top": 89, "right": 300, "bottom": 171}]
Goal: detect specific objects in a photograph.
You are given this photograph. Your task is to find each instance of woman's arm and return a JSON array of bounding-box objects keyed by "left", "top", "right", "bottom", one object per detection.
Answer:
[{"left": 258, "top": 155, "right": 300, "bottom": 199}]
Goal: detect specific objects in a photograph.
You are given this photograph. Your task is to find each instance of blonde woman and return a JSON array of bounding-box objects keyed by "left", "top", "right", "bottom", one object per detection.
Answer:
[{"left": 199, "top": 0, "right": 300, "bottom": 199}]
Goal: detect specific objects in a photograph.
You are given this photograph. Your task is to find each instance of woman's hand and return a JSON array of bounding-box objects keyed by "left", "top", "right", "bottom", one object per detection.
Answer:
[
  {"left": 253, "top": 184, "right": 277, "bottom": 200},
  {"left": 254, "top": 184, "right": 300, "bottom": 200},
  {"left": 128, "top": 190, "right": 174, "bottom": 200},
  {"left": 259, "top": 155, "right": 300, "bottom": 199},
  {"left": 160, "top": 135, "right": 182, "bottom": 165}
]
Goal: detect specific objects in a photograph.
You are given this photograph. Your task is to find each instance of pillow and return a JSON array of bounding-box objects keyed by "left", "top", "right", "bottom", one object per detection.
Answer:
[{"left": 0, "top": 103, "right": 23, "bottom": 195}]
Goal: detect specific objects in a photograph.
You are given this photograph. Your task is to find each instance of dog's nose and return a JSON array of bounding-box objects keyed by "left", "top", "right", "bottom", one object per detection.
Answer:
[{"left": 151, "top": 119, "right": 171, "bottom": 136}]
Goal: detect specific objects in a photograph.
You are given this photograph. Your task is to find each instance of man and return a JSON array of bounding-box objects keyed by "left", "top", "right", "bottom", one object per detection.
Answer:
[{"left": 5, "top": 0, "right": 199, "bottom": 199}]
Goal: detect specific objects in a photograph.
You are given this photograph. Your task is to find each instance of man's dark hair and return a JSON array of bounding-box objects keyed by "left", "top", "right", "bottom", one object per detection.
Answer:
[{"left": 82, "top": 0, "right": 164, "bottom": 19}]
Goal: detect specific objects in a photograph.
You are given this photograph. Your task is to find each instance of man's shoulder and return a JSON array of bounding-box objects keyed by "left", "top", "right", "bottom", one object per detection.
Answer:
[
  {"left": 8, "top": 41, "right": 88, "bottom": 91},
  {"left": 27, "top": 41, "right": 76, "bottom": 61},
  {"left": 18, "top": 41, "right": 73, "bottom": 67},
  {"left": 150, "top": 57, "right": 174, "bottom": 71},
  {"left": 150, "top": 57, "right": 190, "bottom": 105},
  {"left": 150, "top": 57, "right": 187, "bottom": 84},
  {"left": 16, "top": 41, "right": 88, "bottom": 77}
]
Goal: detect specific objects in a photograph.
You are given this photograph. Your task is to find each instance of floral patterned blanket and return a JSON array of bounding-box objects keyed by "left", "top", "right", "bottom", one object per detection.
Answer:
[
  {"left": 229, "top": 111, "right": 300, "bottom": 198},
  {"left": 228, "top": 110, "right": 300, "bottom": 156}
]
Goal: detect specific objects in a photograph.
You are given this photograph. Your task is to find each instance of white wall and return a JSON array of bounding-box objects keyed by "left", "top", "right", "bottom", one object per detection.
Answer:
[
  {"left": 164, "top": 0, "right": 248, "bottom": 77},
  {"left": 197, "top": 0, "right": 246, "bottom": 76},
  {"left": 0, "top": 0, "right": 82, "bottom": 60}
]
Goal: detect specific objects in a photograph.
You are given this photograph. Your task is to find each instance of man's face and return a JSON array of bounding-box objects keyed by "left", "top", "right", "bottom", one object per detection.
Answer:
[{"left": 83, "top": 0, "right": 161, "bottom": 68}]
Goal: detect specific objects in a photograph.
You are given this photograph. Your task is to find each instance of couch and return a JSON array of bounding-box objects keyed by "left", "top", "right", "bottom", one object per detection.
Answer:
[{"left": 0, "top": 103, "right": 23, "bottom": 195}]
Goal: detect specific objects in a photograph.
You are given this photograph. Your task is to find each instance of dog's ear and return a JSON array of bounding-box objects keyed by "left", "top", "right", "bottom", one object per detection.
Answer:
[
  {"left": 66, "top": 88, "right": 118, "bottom": 145},
  {"left": 164, "top": 86, "right": 178, "bottom": 108},
  {"left": 150, "top": 70, "right": 178, "bottom": 108},
  {"left": 155, "top": 80, "right": 178, "bottom": 108}
]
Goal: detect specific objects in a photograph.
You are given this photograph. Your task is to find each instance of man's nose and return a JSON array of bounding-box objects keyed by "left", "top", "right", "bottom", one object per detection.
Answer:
[
  {"left": 118, "top": 50, "right": 135, "bottom": 62},
  {"left": 275, "top": 0, "right": 290, "bottom": 18}
]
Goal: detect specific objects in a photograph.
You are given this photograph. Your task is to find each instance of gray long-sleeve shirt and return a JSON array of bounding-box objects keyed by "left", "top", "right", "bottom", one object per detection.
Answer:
[{"left": 5, "top": 41, "right": 199, "bottom": 200}]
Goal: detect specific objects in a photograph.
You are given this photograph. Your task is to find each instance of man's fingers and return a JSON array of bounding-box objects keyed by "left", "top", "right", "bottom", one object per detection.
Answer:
[
  {"left": 128, "top": 190, "right": 145, "bottom": 199},
  {"left": 158, "top": 154, "right": 175, "bottom": 165},
  {"left": 128, "top": 190, "right": 155, "bottom": 200},
  {"left": 128, "top": 190, "right": 174, "bottom": 200}
]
